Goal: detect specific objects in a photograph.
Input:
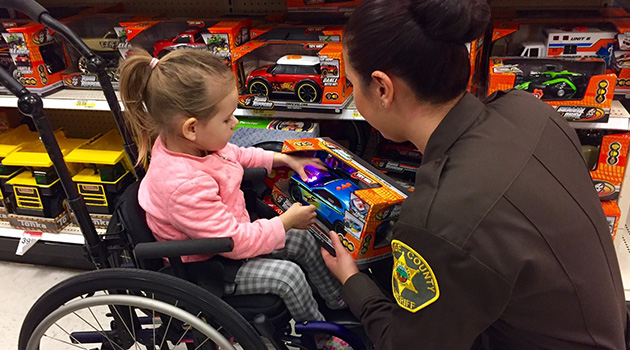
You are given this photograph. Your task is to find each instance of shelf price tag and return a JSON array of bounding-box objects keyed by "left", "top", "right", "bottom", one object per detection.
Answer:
[
  {"left": 16, "top": 231, "right": 42, "bottom": 256},
  {"left": 351, "top": 111, "right": 362, "bottom": 118},
  {"left": 75, "top": 100, "right": 96, "bottom": 108}
]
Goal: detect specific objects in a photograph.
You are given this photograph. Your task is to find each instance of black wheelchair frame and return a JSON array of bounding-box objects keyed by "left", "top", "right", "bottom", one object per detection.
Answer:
[{"left": 1, "top": 1, "right": 380, "bottom": 349}]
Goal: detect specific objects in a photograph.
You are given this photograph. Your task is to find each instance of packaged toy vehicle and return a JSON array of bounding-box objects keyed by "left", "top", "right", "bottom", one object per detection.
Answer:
[
  {"left": 514, "top": 70, "right": 588, "bottom": 100},
  {"left": 272, "top": 138, "right": 408, "bottom": 266},
  {"left": 247, "top": 55, "right": 324, "bottom": 103},
  {"left": 232, "top": 41, "right": 352, "bottom": 111},
  {"left": 152, "top": 28, "right": 207, "bottom": 58}
]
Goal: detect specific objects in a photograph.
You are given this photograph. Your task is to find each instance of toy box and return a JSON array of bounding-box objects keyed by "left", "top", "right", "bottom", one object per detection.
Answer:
[
  {"left": 201, "top": 20, "right": 251, "bottom": 67},
  {"left": 230, "top": 118, "right": 319, "bottom": 148},
  {"left": 589, "top": 133, "right": 630, "bottom": 201},
  {"left": 62, "top": 14, "right": 144, "bottom": 89},
  {"left": 65, "top": 130, "right": 135, "bottom": 215},
  {"left": 286, "top": 0, "right": 362, "bottom": 15},
  {"left": 117, "top": 19, "right": 211, "bottom": 58},
  {"left": 601, "top": 200, "right": 621, "bottom": 241},
  {"left": 488, "top": 58, "right": 615, "bottom": 122},
  {"left": 3, "top": 21, "right": 70, "bottom": 94},
  {"left": 0, "top": 125, "right": 40, "bottom": 207},
  {"left": 1, "top": 130, "right": 89, "bottom": 218},
  {"left": 271, "top": 137, "right": 409, "bottom": 267},
  {"left": 487, "top": 16, "right": 630, "bottom": 99},
  {"left": 232, "top": 41, "right": 352, "bottom": 111}
]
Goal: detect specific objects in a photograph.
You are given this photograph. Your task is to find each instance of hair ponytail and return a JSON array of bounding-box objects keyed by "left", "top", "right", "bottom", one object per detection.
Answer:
[
  {"left": 118, "top": 48, "right": 157, "bottom": 166},
  {"left": 117, "top": 48, "right": 234, "bottom": 166}
]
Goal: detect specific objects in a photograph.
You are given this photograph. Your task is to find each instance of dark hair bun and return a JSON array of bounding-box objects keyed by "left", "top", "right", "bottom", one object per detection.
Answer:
[{"left": 409, "top": 0, "right": 490, "bottom": 44}]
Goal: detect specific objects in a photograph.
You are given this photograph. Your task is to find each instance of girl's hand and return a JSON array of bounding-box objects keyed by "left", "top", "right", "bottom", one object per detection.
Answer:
[
  {"left": 279, "top": 202, "right": 317, "bottom": 230},
  {"left": 273, "top": 153, "right": 327, "bottom": 181},
  {"left": 322, "top": 230, "right": 360, "bottom": 285}
]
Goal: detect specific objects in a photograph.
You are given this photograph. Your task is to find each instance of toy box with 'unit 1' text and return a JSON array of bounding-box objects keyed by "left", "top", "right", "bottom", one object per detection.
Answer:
[{"left": 271, "top": 137, "right": 409, "bottom": 267}]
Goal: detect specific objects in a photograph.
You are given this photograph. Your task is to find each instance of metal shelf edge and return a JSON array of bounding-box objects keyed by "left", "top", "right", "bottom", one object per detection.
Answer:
[{"left": 0, "top": 224, "right": 96, "bottom": 245}]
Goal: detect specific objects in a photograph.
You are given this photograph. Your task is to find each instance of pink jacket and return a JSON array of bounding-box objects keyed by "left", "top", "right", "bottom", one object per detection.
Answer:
[{"left": 138, "top": 137, "right": 286, "bottom": 263}]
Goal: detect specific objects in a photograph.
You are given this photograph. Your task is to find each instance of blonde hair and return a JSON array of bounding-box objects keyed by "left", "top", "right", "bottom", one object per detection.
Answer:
[{"left": 118, "top": 48, "right": 234, "bottom": 166}]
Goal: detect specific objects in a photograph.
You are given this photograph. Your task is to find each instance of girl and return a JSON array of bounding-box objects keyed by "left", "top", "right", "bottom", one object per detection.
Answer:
[{"left": 117, "top": 48, "right": 346, "bottom": 328}]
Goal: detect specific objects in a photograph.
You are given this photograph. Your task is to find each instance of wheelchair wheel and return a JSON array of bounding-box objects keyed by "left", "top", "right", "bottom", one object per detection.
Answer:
[{"left": 19, "top": 268, "right": 267, "bottom": 350}]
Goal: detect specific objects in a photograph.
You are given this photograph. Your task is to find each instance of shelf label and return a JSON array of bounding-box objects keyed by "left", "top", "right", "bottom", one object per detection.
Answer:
[
  {"left": 352, "top": 111, "right": 362, "bottom": 118},
  {"left": 16, "top": 231, "right": 42, "bottom": 256},
  {"left": 75, "top": 100, "right": 96, "bottom": 108},
  {"left": 251, "top": 109, "right": 275, "bottom": 116}
]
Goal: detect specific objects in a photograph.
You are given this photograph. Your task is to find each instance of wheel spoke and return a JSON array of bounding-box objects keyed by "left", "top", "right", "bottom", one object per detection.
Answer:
[
  {"left": 111, "top": 302, "right": 141, "bottom": 347},
  {"left": 159, "top": 299, "right": 179, "bottom": 349},
  {"left": 42, "top": 333, "right": 91, "bottom": 349},
  {"left": 71, "top": 310, "right": 125, "bottom": 350}
]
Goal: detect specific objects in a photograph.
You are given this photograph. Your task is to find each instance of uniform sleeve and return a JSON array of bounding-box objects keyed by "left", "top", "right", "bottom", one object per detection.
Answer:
[
  {"left": 224, "top": 143, "right": 274, "bottom": 173},
  {"left": 343, "top": 223, "right": 513, "bottom": 350},
  {"left": 167, "top": 175, "right": 285, "bottom": 259}
]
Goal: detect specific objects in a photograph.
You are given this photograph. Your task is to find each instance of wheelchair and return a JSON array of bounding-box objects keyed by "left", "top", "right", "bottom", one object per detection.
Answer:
[{"left": 17, "top": 169, "right": 377, "bottom": 350}]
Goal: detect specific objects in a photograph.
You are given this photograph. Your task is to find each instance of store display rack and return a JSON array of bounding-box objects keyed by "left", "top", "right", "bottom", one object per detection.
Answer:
[{"left": 0, "top": 90, "right": 628, "bottom": 126}]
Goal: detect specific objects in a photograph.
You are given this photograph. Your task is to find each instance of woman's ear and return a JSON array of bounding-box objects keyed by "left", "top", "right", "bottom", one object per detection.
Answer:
[
  {"left": 371, "top": 70, "right": 394, "bottom": 109},
  {"left": 181, "top": 117, "right": 198, "bottom": 142}
]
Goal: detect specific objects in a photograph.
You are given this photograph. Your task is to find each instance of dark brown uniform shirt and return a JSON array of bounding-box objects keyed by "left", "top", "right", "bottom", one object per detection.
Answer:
[{"left": 343, "top": 90, "right": 628, "bottom": 349}]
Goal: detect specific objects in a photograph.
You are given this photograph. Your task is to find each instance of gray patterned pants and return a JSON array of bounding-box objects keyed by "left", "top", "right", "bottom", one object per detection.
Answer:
[{"left": 229, "top": 229, "right": 342, "bottom": 322}]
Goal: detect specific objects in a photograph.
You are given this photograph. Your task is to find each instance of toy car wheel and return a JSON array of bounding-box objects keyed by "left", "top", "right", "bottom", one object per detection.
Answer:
[
  {"left": 296, "top": 81, "right": 321, "bottom": 103},
  {"left": 288, "top": 182, "right": 303, "bottom": 203},
  {"left": 248, "top": 79, "right": 271, "bottom": 97},
  {"left": 77, "top": 56, "right": 88, "bottom": 74},
  {"left": 322, "top": 69, "right": 328, "bottom": 77},
  {"left": 333, "top": 221, "right": 345, "bottom": 235}
]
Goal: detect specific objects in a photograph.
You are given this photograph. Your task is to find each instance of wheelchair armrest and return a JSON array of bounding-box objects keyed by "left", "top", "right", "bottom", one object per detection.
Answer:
[
  {"left": 242, "top": 167, "right": 268, "bottom": 182},
  {"left": 135, "top": 237, "right": 234, "bottom": 260}
]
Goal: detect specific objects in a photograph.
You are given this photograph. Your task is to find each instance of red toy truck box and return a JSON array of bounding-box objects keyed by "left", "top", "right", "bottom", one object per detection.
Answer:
[
  {"left": 232, "top": 41, "right": 352, "bottom": 111},
  {"left": 271, "top": 137, "right": 409, "bottom": 267}
]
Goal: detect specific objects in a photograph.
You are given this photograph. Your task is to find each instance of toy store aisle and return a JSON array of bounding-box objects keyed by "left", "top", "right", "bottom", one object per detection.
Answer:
[{"left": 0, "top": 261, "right": 81, "bottom": 349}]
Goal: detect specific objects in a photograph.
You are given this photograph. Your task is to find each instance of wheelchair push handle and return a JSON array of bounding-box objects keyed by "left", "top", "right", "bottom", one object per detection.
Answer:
[{"left": 134, "top": 237, "right": 234, "bottom": 260}]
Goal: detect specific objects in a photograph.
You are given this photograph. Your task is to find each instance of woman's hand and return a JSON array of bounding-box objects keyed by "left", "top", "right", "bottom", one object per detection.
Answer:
[
  {"left": 321, "top": 230, "right": 360, "bottom": 285},
  {"left": 273, "top": 153, "right": 327, "bottom": 181}
]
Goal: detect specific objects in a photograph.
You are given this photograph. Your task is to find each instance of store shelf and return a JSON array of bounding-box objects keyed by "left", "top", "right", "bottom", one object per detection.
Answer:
[
  {"left": 1, "top": 91, "right": 629, "bottom": 126},
  {"left": 0, "top": 220, "right": 105, "bottom": 246}
]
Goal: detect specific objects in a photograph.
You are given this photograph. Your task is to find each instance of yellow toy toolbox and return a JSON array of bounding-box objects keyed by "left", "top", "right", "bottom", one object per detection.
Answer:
[
  {"left": 2, "top": 130, "right": 89, "bottom": 218},
  {"left": 65, "top": 130, "right": 135, "bottom": 214},
  {"left": 0, "top": 125, "right": 40, "bottom": 202}
]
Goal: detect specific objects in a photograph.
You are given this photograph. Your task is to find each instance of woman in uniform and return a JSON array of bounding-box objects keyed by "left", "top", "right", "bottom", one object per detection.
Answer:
[{"left": 322, "top": 0, "right": 629, "bottom": 349}]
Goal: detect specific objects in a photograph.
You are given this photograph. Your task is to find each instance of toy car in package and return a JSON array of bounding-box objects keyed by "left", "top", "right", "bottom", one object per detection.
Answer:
[{"left": 271, "top": 137, "right": 409, "bottom": 266}]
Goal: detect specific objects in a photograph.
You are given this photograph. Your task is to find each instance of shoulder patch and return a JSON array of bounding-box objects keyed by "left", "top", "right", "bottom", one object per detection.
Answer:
[{"left": 391, "top": 240, "right": 439, "bottom": 312}]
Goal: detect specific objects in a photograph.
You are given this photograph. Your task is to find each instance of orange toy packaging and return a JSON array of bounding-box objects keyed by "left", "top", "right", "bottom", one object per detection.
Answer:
[
  {"left": 271, "top": 137, "right": 409, "bottom": 267},
  {"left": 3, "top": 21, "right": 70, "bottom": 95},
  {"left": 482, "top": 11, "right": 630, "bottom": 100},
  {"left": 590, "top": 133, "right": 630, "bottom": 201},
  {"left": 488, "top": 57, "right": 615, "bottom": 123},
  {"left": 201, "top": 20, "right": 251, "bottom": 67},
  {"left": 232, "top": 41, "right": 352, "bottom": 111},
  {"left": 286, "top": 0, "right": 362, "bottom": 15},
  {"left": 600, "top": 200, "right": 621, "bottom": 241}
]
